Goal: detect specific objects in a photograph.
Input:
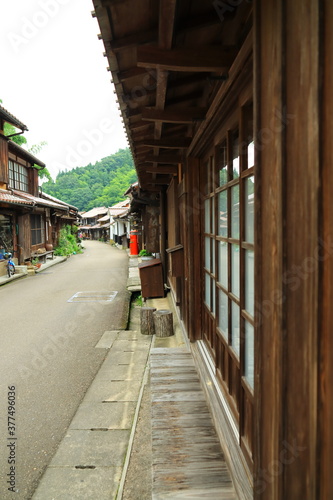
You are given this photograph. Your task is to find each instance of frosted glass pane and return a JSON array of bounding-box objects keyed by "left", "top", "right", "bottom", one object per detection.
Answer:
[
  {"left": 245, "top": 250, "right": 254, "bottom": 317},
  {"left": 204, "top": 199, "right": 210, "bottom": 233},
  {"left": 212, "top": 238, "right": 216, "bottom": 275},
  {"left": 218, "top": 290, "right": 228, "bottom": 339},
  {"left": 231, "top": 302, "right": 240, "bottom": 356},
  {"left": 218, "top": 241, "right": 228, "bottom": 288},
  {"left": 218, "top": 191, "right": 228, "bottom": 237},
  {"left": 212, "top": 278, "right": 216, "bottom": 316},
  {"left": 248, "top": 141, "right": 255, "bottom": 168},
  {"left": 231, "top": 244, "right": 240, "bottom": 298},
  {"left": 244, "top": 321, "right": 254, "bottom": 389},
  {"left": 205, "top": 237, "right": 210, "bottom": 270},
  {"left": 245, "top": 176, "right": 254, "bottom": 243},
  {"left": 205, "top": 273, "right": 211, "bottom": 309},
  {"left": 231, "top": 185, "right": 239, "bottom": 238}
]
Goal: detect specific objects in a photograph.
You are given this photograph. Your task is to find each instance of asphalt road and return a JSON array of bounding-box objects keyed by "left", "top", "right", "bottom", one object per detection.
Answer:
[{"left": 0, "top": 241, "right": 130, "bottom": 500}]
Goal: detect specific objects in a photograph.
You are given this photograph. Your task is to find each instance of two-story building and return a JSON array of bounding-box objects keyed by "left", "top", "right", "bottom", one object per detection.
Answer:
[{"left": 0, "top": 104, "right": 79, "bottom": 272}]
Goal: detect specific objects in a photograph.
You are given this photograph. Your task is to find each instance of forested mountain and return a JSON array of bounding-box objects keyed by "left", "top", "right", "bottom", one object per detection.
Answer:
[{"left": 42, "top": 148, "right": 136, "bottom": 211}]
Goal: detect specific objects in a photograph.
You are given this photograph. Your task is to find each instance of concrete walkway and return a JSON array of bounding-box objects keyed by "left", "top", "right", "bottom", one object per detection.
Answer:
[
  {"left": 27, "top": 251, "right": 237, "bottom": 499},
  {"left": 32, "top": 329, "right": 152, "bottom": 499},
  {"left": 0, "top": 255, "right": 67, "bottom": 286}
]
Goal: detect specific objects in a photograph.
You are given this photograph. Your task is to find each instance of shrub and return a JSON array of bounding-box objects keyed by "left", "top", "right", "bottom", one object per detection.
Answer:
[{"left": 54, "top": 225, "right": 82, "bottom": 256}]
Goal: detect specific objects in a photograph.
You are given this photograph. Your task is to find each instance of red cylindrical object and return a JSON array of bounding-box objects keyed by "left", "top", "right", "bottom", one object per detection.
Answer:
[{"left": 129, "top": 231, "right": 139, "bottom": 256}]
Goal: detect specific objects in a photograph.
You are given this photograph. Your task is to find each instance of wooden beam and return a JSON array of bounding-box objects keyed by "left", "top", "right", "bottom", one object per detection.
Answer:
[
  {"left": 138, "top": 164, "right": 178, "bottom": 174},
  {"left": 118, "top": 67, "right": 147, "bottom": 82},
  {"left": 110, "top": 28, "right": 157, "bottom": 53},
  {"left": 137, "top": 46, "right": 237, "bottom": 72},
  {"left": 159, "top": 0, "right": 177, "bottom": 49},
  {"left": 139, "top": 137, "right": 192, "bottom": 149},
  {"left": 142, "top": 107, "right": 206, "bottom": 124},
  {"left": 100, "top": 0, "right": 126, "bottom": 6},
  {"left": 145, "top": 175, "right": 171, "bottom": 184},
  {"left": 145, "top": 154, "right": 183, "bottom": 164},
  {"left": 130, "top": 121, "right": 152, "bottom": 131},
  {"left": 167, "top": 90, "right": 203, "bottom": 107}
]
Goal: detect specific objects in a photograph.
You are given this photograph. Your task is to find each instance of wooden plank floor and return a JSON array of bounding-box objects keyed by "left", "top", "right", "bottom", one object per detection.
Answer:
[{"left": 151, "top": 347, "right": 237, "bottom": 499}]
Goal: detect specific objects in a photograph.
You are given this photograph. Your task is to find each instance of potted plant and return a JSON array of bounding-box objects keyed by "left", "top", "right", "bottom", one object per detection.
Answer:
[
  {"left": 139, "top": 249, "right": 154, "bottom": 261},
  {"left": 32, "top": 258, "right": 42, "bottom": 269}
]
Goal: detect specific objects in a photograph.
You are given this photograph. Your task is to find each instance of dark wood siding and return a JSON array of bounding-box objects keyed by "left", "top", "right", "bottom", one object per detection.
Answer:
[
  {"left": 255, "top": 1, "right": 322, "bottom": 498},
  {"left": 319, "top": 1, "right": 333, "bottom": 499},
  {"left": 0, "top": 136, "right": 8, "bottom": 184},
  {"left": 17, "top": 214, "right": 31, "bottom": 262}
]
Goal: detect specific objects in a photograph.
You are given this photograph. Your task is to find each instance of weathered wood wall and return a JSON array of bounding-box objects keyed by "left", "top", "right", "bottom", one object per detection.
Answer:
[
  {"left": 0, "top": 136, "right": 8, "bottom": 185},
  {"left": 18, "top": 214, "right": 31, "bottom": 262},
  {"left": 255, "top": 0, "right": 331, "bottom": 498},
  {"left": 319, "top": 1, "right": 333, "bottom": 499}
]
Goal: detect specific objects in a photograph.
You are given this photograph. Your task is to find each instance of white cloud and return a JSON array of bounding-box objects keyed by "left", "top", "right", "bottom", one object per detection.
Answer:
[{"left": 0, "top": 0, "right": 128, "bottom": 179}]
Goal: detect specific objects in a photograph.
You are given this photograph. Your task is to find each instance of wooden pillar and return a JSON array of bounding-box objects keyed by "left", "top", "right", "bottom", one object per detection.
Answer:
[
  {"left": 255, "top": 1, "right": 321, "bottom": 498},
  {"left": 160, "top": 188, "right": 167, "bottom": 283},
  {"left": 319, "top": 2, "right": 333, "bottom": 499},
  {"left": 186, "top": 157, "right": 202, "bottom": 342}
]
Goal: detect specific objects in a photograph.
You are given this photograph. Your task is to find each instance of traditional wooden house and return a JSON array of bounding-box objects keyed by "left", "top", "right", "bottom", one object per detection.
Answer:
[
  {"left": 79, "top": 206, "right": 108, "bottom": 240},
  {"left": 108, "top": 199, "right": 130, "bottom": 247},
  {"left": 0, "top": 105, "right": 79, "bottom": 270},
  {"left": 93, "top": 1, "right": 333, "bottom": 499}
]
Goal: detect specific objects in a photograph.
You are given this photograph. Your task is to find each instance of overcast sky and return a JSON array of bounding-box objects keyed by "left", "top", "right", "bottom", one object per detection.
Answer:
[{"left": 0, "top": 0, "right": 128, "bottom": 180}]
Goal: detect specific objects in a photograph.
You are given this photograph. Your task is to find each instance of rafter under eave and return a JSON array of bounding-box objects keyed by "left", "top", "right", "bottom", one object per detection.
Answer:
[
  {"left": 139, "top": 137, "right": 192, "bottom": 149},
  {"left": 138, "top": 164, "right": 178, "bottom": 174},
  {"left": 137, "top": 46, "right": 237, "bottom": 72},
  {"left": 144, "top": 154, "right": 183, "bottom": 164},
  {"left": 142, "top": 107, "right": 206, "bottom": 124}
]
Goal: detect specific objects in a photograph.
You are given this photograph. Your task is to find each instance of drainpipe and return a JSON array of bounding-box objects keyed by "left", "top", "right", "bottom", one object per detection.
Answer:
[{"left": 5, "top": 130, "right": 25, "bottom": 139}]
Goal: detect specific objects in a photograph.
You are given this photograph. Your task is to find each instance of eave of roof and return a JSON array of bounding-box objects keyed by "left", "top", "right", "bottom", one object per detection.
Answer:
[
  {"left": 0, "top": 104, "right": 28, "bottom": 131},
  {"left": 12, "top": 190, "right": 68, "bottom": 210},
  {"left": 8, "top": 140, "right": 45, "bottom": 168},
  {"left": 0, "top": 189, "right": 34, "bottom": 207},
  {"left": 40, "top": 191, "right": 78, "bottom": 211},
  {"left": 81, "top": 207, "right": 108, "bottom": 218},
  {"left": 92, "top": 0, "right": 252, "bottom": 191}
]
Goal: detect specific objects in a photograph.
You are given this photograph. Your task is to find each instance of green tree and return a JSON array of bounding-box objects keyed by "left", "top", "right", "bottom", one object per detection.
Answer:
[{"left": 42, "top": 148, "right": 136, "bottom": 211}]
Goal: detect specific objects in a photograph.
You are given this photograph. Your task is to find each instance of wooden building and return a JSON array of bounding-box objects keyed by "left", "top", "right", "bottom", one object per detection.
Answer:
[
  {"left": 93, "top": 1, "right": 333, "bottom": 499},
  {"left": 0, "top": 105, "right": 79, "bottom": 268}
]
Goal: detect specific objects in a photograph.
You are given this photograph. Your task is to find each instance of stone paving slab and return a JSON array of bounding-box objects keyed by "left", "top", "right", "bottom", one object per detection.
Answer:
[
  {"left": 96, "top": 362, "right": 147, "bottom": 381},
  {"left": 32, "top": 466, "right": 122, "bottom": 500},
  {"left": 84, "top": 379, "right": 142, "bottom": 402},
  {"left": 50, "top": 429, "right": 130, "bottom": 467},
  {"left": 102, "top": 349, "right": 150, "bottom": 366},
  {"left": 95, "top": 330, "right": 121, "bottom": 348},
  {"left": 69, "top": 401, "right": 136, "bottom": 430}
]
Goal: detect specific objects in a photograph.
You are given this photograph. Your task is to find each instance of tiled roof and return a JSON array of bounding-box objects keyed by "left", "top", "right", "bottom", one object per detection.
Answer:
[
  {"left": 81, "top": 207, "right": 108, "bottom": 218},
  {"left": 40, "top": 191, "right": 78, "bottom": 211},
  {"left": 0, "top": 189, "right": 34, "bottom": 206},
  {"left": 0, "top": 104, "right": 28, "bottom": 131},
  {"left": 12, "top": 190, "right": 68, "bottom": 210},
  {"left": 111, "top": 199, "right": 130, "bottom": 208},
  {"left": 98, "top": 214, "right": 110, "bottom": 222},
  {"left": 110, "top": 207, "right": 128, "bottom": 216}
]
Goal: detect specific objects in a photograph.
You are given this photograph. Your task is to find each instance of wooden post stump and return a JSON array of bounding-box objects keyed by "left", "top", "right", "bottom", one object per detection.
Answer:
[
  {"left": 140, "top": 307, "right": 156, "bottom": 335},
  {"left": 153, "top": 309, "right": 174, "bottom": 337}
]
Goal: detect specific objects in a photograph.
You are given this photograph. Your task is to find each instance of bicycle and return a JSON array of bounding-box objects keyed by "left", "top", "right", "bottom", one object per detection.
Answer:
[{"left": 4, "top": 253, "right": 15, "bottom": 278}]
